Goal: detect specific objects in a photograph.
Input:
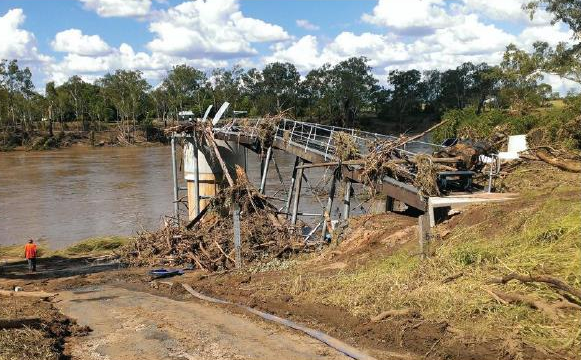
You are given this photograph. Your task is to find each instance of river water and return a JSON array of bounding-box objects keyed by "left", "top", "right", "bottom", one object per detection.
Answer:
[{"left": 0, "top": 146, "right": 356, "bottom": 249}]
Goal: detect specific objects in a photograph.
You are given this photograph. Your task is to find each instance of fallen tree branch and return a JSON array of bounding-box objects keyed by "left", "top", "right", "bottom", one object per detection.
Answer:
[
  {"left": 534, "top": 148, "right": 581, "bottom": 173},
  {"left": 205, "top": 128, "right": 235, "bottom": 186},
  {"left": 488, "top": 289, "right": 558, "bottom": 320},
  {"left": 370, "top": 308, "right": 415, "bottom": 322},
  {"left": 442, "top": 272, "right": 464, "bottom": 284},
  {"left": 488, "top": 273, "right": 581, "bottom": 300},
  {"left": 401, "top": 118, "right": 450, "bottom": 146}
]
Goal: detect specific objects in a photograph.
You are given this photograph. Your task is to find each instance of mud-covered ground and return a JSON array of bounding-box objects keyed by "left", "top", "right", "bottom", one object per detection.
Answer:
[
  {"left": 1, "top": 162, "right": 579, "bottom": 360},
  {"left": 0, "top": 293, "right": 86, "bottom": 360}
]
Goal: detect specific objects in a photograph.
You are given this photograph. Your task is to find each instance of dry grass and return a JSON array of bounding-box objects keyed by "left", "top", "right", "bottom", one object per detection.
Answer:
[
  {"left": 0, "top": 297, "right": 69, "bottom": 360},
  {"left": 270, "top": 163, "right": 581, "bottom": 355}
]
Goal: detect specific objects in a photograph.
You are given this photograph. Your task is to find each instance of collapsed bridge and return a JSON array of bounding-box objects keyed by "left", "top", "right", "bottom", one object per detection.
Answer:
[{"left": 169, "top": 103, "right": 515, "bottom": 258}]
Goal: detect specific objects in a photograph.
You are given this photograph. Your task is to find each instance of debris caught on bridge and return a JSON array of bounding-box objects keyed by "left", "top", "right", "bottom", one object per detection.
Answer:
[
  {"left": 333, "top": 132, "right": 360, "bottom": 161},
  {"left": 122, "top": 166, "right": 306, "bottom": 270}
]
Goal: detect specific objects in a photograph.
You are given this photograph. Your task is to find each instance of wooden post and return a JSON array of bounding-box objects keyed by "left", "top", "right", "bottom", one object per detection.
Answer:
[
  {"left": 284, "top": 157, "right": 300, "bottom": 216},
  {"left": 386, "top": 196, "right": 395, "bottom": 212},
  {"left": 322, "top": 168, "right": 338, "bottom": 241},
  {"left": 243, "top": 146, "right": 248, "bottom": 173},
  {"left": 290, "top": 159, "right": 305, "bottom": 227},
  {"left": 259, "top": 146, "right": 272, "bottom": 194},
  {"left": 418, "top": 213, "right": 430, "bottom": 259},
  {"left": 193, "top": 136, "right": 200, "bottom": 217},
  {"left": 233, "top": 204, "right": 242, "bottom": 269},
  {"left": 342, "top": 180, "right": 351, "bottom": 220}
]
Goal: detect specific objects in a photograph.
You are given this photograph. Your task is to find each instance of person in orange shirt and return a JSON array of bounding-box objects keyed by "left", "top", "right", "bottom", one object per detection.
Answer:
[{"left": 24, "top": 239, "right": 37, "bottom": 272}]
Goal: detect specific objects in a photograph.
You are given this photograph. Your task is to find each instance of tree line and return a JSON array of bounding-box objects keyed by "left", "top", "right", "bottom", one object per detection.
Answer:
[{"left": 0, "top": 40, "right": 579, "bottom": 147}]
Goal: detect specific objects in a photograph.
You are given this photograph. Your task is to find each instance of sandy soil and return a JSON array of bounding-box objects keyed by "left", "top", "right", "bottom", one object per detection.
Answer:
[{"left": 56, "top": 285, "right": 351, "bottom": 360}]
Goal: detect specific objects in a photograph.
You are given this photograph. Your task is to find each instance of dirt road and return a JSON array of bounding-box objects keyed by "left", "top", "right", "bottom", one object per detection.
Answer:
[{"left": 56, "top": 285, "right": 351, "bottom": 360}]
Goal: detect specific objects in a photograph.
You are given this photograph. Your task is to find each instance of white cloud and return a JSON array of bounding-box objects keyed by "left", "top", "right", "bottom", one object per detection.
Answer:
[
  {"left": 147, "top": 0, "right": 289, "bottom": 58},
  {"left": 296, "top": 19, "right": 319, "bottom": 31},
  {"left": 460, "top": 0, "right": 553, "bottom": 24},
  {"left": 362, "top": 0, "right": 454, "bottom": 34},
  {"left": 541, "top": 73, "right": 581, "bottom": 96},
  {"left": 52, "top": 29, "right": 111, "bottom": 56},
  {"left": 323, "top": 32, "right": 409, "bottom": 67},
  {"left": 268, "top": 13, "right": 515, "bottom": 76},
  {"left": 79, "top": 0, "right": 152, "bottom": 18},
  {"left": 47, "top": 42, "right": 227, "bottom": 85},
  {"left": 0, "top": 8, "right": 50, "bottom": 63},
  {"left": 420, "top": 14, "right": 515, "bottom": 57},
  {"left": 517, "top": 24, "right": 575, "bottom": 49},
  {"left": 264, "top": 36, "right": 323, "bottom": 71}
]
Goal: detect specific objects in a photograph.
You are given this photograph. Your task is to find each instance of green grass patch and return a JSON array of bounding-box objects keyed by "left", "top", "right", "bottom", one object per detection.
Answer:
[
  {"left": 0, "top": 242, "right": 50, "bottom": 259},
  {"left": 0, "top": 236, "right": 129, "bottom": 260},
  {"left": 57, "top": 236, "right": 129, "bottom": 257}
]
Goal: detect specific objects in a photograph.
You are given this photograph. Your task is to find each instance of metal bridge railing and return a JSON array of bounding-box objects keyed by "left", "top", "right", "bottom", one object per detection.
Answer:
[{"left": 216, "top": 118, "right": 445, "bottom": 163}]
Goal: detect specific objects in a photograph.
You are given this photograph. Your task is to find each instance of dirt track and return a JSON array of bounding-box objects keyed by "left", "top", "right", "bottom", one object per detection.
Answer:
[{"left": 56, "top": 285, "right": 352, "bottom": 360}]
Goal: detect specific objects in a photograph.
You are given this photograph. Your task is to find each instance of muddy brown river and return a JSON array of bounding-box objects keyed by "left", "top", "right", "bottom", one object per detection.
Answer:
[{"left": 1, "top": 146, "right": 355, "bottom": 249}]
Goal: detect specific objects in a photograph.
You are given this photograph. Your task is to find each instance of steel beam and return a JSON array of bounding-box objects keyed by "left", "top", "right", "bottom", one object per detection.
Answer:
[{"left": 170, "top": 136, "right": 180, "bottom": 221}]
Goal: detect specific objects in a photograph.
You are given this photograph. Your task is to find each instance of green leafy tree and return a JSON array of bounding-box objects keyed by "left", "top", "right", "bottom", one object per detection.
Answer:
[
  {"left": 260, "top": 62, "right": 300, "bottom": 115},
  {"left": 533, "top": 41, "right": 580, "bottom": 84},
  {"left": 330, "top": 57, "right": 377, "bottom": 127},
  {"left": 151, "top": 86, "right": 171, "bottom": 126},
  {"left": 2, "top": 60, "right": 34, "bottom": 131},
  {"left": 300, "top": 64, "right": 335, "bottom": 122},
  {"left": 163, "top": 65, "right": 207, "bottom": 119},
  {"left": 495, "top": 44, "right": 545, "bottom": 113},
  {"left": 525, "top": 0, "right": 581, "bottom": 38},
  {"left": 387, "top": 69, "right": 424, "bottom": 131},
  {"left": 211, "top": 65, "right": 244, "bottom": 112}
]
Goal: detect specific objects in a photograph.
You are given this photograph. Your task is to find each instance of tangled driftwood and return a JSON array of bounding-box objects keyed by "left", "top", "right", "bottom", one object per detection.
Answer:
[{"left": 122, "top": 167, "right": 304, "bottom": 271}]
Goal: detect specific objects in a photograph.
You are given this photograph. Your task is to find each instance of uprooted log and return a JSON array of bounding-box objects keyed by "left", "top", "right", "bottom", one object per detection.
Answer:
[
  {"left": 533, "top": 148, "right": 581, "bottom": 173},
  {"left": 488, "top": 272, "right": 581, "bottom": 300}
]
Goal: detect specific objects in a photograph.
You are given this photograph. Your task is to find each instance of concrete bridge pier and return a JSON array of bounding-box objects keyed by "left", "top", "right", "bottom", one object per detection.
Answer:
[{"left": 183, "top": 137, "right": 245, "bottom": 221}]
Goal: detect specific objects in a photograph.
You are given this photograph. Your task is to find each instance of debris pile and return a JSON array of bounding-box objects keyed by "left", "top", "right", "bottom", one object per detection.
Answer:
[
  {"left": 332, "top": 132, "right": 360, "bottom": 161},
  {"left": 122, "top": 166, "right": 305, "bottom": 270}
]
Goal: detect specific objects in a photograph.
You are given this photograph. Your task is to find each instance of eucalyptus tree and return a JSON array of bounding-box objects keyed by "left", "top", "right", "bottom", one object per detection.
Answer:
[
  {"left": 163, "top": 64, "right": 207, "bottom": 119},
  {"left": 497, "top": 44, "right": 548, "bottom": 113},
  {"left": 45, "top": 81, "right": 58, "bottom": 136},
  {"left": 151, "top": 86, "right": 171, "bottom": 125},
  {"left": 211, "top": 65, "right": 244, "bottom": 112},
  {"left": 533, "top": 41, "right": 580, "bottom": 84},
  {"left": 301, "top": 64, "right": 335, "bottom": 122},
  {"left": 330, "top": 57, "right": 378, "bottom": 127},
  {"left": 526, "top": 0, "right": 581, "bottom": 38},
  {"left": 99, "top": 69, "right": 150, "bottom": 122},
  {"left": 260, "top": 62, "right": 301, "bottom": 115},
  {"left": 1, "top": 60, "right": 34, "bottom": 130},
  {"left": 240, "top": 68, "right": 264, "bottom": 115},
  {"left": 387, "top": 69, "right": 424, "bottom": 131}
]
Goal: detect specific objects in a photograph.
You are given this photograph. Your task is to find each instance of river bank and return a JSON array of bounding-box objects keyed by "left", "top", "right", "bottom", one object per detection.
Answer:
[{"left": 1, "top": 162, "right": 579, "bottom": 360}]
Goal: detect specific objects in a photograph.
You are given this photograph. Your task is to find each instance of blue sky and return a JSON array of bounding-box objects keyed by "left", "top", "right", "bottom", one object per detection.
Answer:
[{"left": 0, "top": 0, "right": 577, "bottom": 94}]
